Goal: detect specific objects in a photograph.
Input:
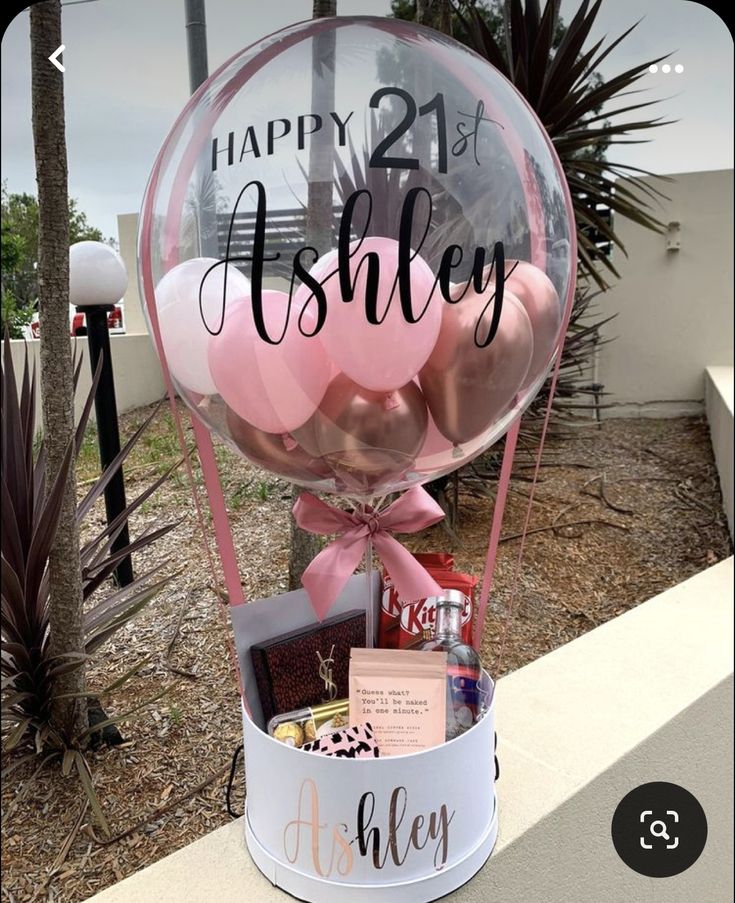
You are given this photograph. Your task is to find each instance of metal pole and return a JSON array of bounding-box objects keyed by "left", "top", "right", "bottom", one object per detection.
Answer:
[
  {"left": 184, "top": 0, "right": 219, "bottom": 258},
  {"left": 185, "top": 0, "right": 209, "bottom": 94},
  {"left": 84, "top": 306, "right": 133, "bottom": 586}
]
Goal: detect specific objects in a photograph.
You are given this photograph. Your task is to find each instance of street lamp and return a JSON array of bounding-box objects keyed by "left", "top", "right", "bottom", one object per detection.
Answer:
[{"left": 69, "top": 240, "right": 133, "bottom": 586}]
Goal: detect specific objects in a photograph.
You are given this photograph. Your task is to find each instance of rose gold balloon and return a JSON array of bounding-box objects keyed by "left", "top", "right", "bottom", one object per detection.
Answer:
[
  {"left": 419, "top": 288, "right": 533, "bottom": 446},
  {"left": 226, "top": 406, "right": 332, "bottom": 485},
  {"left": 414, "top": 411, "right": 456, "bottom": 475},
  {"left": 296, "top": 375, "right": 428, "bottom": 495},
  {"left": 505, "top": 260, "right": 561, "bottom": 384}
]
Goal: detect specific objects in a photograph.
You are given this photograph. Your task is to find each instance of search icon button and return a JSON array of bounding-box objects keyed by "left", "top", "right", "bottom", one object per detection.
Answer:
[{"left": 612, "top": 782, "right": 707, "bottom": 877}]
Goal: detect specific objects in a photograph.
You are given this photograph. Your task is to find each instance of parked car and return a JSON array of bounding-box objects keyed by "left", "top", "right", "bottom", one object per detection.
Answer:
[
  {"left": 71, "top": 303, "right": 124, "bottom": 336},
  {"left": 27, "top": 303, "right": 125, "bottom": 338}
]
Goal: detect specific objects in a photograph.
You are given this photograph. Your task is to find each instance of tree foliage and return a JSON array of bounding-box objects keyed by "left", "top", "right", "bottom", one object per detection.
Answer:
[
  {"left": 0, "top": 184, "right": 110, "bottom": 336},
  {"left": 450, "top": 0, "right": 670, "bottom": 288}
]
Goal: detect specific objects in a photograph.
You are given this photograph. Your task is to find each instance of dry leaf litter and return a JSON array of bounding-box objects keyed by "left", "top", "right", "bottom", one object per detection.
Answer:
[{"left": 1, "top": 403, "right": 731, "bottom": 902}]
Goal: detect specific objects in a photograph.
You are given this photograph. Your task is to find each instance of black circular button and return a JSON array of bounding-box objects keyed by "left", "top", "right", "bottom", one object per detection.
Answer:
[{"left": 611, "top": 782, "right": 707, "bottom": 878}]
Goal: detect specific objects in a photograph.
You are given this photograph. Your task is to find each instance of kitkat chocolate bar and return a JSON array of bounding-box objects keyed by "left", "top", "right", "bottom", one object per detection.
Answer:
[
  {"left": 378, "top": 553, "right": 453, "bottom": 649},
  {"left": 397, "top": 572, "right": 476, "bottom": 648},
  {"left": 378, "top": 553, "right": 477, "bottom": 648}
]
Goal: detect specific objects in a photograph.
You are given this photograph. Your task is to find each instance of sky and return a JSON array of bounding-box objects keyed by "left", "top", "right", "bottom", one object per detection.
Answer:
[{"left": 1, "top": 0, "right": 732, "bottom": 241}]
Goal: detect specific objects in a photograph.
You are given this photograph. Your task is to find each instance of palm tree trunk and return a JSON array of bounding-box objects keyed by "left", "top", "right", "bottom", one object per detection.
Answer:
[
  {"left": 312, "top": 0, "right": 336, "bottom": 16},
  {"left": 416, "top": 0, "right": 451, "bottom": 33},
  {"left": 288, "top": 0, "right": 338, "bottom": 591},
  {"left": 30, "top": 0, "right": 87, "bottom": 741},
  {"left": 414, "top": 0, "right": 455, "bottom": 526}
]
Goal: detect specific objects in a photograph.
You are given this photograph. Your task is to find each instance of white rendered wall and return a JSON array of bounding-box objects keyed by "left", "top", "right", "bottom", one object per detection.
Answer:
[
  {"left": 9, "top": 335, "right": 165, "bottom": 436},
  {"left": 117, "top": 212, "right": 149, "bottom": 336},
  {"left": 597, "top": 169, "right": 734, "bottom": 417},
  {"left": 705, "top": 366, "right": 734, "bottom": 537}
]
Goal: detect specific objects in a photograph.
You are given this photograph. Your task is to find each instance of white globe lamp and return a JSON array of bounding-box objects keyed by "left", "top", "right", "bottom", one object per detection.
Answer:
[
  {"left": 69, "top": 241, "right": 128, "bottom": 308},
  {"left": 68, "top": 240, "right": 133, "bottom": 585}
]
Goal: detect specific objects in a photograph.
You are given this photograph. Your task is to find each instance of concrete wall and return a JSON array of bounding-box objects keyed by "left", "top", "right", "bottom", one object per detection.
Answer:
[
  {"left": 117, "top": 212, "right": 149, "bottom": 336},
  {"left": 706, "top": 366, "right": 734, "bottom": 538},
  {"left": 598, "top": 169, "right": 734, "bottom": 417},
  {"left": 85, "top": 557, "right": 733, "bottom": 903},
  {"left": 9, "top": 334, "right": 165, "bottom": 436}
]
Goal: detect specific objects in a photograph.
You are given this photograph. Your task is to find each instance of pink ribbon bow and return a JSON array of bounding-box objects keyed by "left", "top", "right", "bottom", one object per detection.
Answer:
[{"left": 292, "top": 486, "right": 446, "bottom": 621}]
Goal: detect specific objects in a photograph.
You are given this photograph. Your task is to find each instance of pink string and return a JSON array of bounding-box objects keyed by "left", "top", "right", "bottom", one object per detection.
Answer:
[
  {"left": 492, "top": 335, "right": 571, "bottom": 675},
  {"left": 139, "top": 152, "right": 247, "bottom": 708},
  {"left": 472, "top": 418, "right": 521, "bottom": 650},
  {"left": 470, "top": 46, "right": 578, "bottom": 667},
  {"left": 191, "top": 417, "right": 245, "bottom": 606}
]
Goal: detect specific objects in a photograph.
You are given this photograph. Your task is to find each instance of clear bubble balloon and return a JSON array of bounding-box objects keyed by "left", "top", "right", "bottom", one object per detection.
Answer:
[{"left": 139, "top": 16, "right": 575, "bottom": 499}]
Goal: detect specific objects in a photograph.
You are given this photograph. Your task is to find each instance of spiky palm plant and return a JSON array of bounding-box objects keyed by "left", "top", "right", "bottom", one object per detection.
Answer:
[
  {"left": 453, "top": 0, "right": 672, "bottom": 290},
  {"left": 2, "top": 339, "right": 179, "bottom": 830}
]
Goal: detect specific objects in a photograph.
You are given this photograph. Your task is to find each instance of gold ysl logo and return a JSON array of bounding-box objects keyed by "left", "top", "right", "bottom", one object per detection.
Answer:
[{"left": 317, "top": 644, "right": 337, "bottom": 701}]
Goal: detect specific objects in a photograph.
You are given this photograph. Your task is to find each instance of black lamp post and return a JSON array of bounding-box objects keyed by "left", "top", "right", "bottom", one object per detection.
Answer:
[{"left": 69, "top": 241, "right": 133, "bottom": 587}]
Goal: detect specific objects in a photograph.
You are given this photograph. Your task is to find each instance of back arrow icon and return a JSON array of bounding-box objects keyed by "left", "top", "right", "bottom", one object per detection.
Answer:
[{"left": 49, "top": 45, "right": 65, "bottom": 72}]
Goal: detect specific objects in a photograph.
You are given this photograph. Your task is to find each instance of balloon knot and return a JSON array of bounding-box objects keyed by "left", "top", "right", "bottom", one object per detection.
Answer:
[
  {"left": 357, "top": 509, "right": 381, "bottom": 535},
  {"left": 382, "top": 392, "right": 400, "bottom": 412}
]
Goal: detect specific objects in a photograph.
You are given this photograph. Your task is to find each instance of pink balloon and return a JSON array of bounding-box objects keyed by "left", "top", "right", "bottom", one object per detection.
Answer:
[
  {"left": 208, "top": 291, "right": 330, "bottom": 434},
  {"left": 415, "top": 411, "right": 457, "bottom": 475},
  {"left": 419, "top": 289, "right": 534, "bottom": 446},
  {"left": 505, "top": 260, "right": 561, "bottom": 384},
  {"left": 155, "top": 258, "right": 251, "bottom": 395},
  {"left": 297, "top": 237, "right": 441, "bottom": 392}
]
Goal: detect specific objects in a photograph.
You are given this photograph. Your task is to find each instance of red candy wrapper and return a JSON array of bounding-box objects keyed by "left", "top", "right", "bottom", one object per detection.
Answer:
[
  {"left": 378, "top": 553, "right": 453, "bottom": 649},
  {"left": 397, "top": 572, "right": 476, "bottom": 648},
  {"left": 379, "top": 553, "right": 477, "bottom": 649}
]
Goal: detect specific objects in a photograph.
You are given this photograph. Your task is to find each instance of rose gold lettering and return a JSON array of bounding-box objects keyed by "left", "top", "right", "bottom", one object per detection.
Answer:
[
  {"left": 388, "top": 787, "right": 408, "bottom": 865},
  {"left": 357, "top": 791, "right": 390, "bottom": 869},
  {"left": 333, "top": 824, "right": 354, "bottom": 877},
  {"left": 283, "top": 779, "right": 328, "bottom": 876},
  {"left": 355, "top": 787, "right": 455, "bottom": 872}
]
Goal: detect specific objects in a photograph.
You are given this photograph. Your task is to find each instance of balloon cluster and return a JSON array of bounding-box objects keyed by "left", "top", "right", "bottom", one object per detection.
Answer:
[
  {"left": 154, "top": 243, "right": 559, "bottom": 496},
  {"left": 139, "top": 17, "right": 574, "bottom": 499}
]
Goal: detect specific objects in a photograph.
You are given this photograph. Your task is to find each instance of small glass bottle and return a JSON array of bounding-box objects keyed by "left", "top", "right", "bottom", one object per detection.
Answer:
[{"left": 419, "top": 591, "right": 482, "bottom": 740}]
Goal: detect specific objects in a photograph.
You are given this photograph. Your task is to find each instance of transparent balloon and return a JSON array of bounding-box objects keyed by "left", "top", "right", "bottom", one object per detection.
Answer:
[{"left": 138, "top": 16, "right": 575, "bottom": 499}]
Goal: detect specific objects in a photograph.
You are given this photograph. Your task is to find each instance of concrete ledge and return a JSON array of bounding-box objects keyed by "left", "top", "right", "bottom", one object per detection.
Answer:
[
  {"left": 85, "top": 558, "right": 733, "bottom": 903},
  {"left": 705, "top": 366, "right": 734, "bottom": 538},
  {"left": 599, "top": 399, "right": 704, "bottom": 419}
]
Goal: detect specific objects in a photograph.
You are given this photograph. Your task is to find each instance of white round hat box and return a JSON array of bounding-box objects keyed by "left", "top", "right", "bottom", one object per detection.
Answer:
[{"left": 241, "top": 673, "right": 497, "bottom": 902}]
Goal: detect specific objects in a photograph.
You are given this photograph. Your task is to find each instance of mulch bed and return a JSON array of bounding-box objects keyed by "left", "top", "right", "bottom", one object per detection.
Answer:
[{"left": 1, "top": 406, "right": 731, "bottom": 902}]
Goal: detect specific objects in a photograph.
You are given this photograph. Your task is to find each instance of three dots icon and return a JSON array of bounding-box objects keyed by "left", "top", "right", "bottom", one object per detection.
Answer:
[{"left": 649, "top": 63, "right": 684, "bottom": 74}]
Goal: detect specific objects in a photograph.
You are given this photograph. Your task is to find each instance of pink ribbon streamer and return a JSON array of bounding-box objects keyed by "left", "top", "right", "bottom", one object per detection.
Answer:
[
  {"left": 472, "top": 419, "right": 521, "bottom": 649},
  {"left": 293, "top": 486, "right": 446, "bottom": 621},
  {"left": 138, "top": 134, "right": 248, "bottom": 712}
]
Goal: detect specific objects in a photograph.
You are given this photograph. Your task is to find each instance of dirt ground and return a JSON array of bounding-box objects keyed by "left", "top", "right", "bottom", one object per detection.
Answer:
[{"left": 1, "top": 406, "right": 731, "bottom": 903}]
